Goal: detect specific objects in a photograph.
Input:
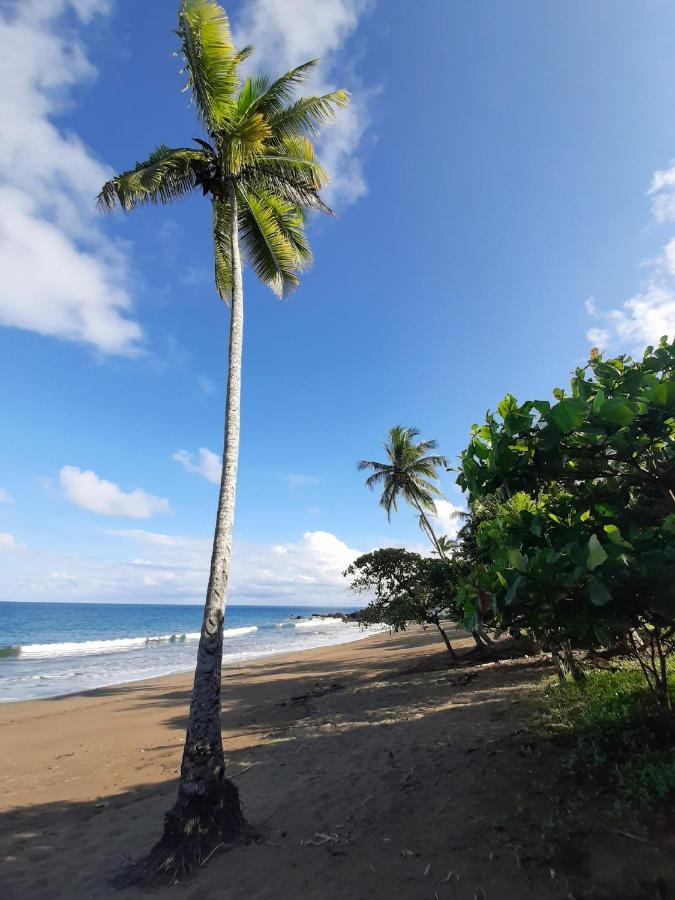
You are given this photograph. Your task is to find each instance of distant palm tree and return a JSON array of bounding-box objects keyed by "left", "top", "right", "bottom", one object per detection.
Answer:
[
  {"left": 99, "top": 0, "right": 346, "bottom": 881},
  {"left": 359, "top": 426, "right": 449, "bottom": 556}
]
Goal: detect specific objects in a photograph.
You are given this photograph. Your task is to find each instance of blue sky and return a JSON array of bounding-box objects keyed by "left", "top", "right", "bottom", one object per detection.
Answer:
[{"left": 1, "top": 0, "right": 675, "bottom": 605}]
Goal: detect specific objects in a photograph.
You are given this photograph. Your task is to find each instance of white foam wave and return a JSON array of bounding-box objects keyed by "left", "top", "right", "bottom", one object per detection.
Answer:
[
  {"left": 293, "top": 617, "right": 350, "bottom": 629},
  {"left": 9, "top": 626, "right": 257, "bottom": 659}
]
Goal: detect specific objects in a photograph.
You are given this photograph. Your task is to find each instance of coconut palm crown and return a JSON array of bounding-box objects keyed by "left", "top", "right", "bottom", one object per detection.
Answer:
[
  {"left": 98, "top": 0, "right": 347, "bottom": 298},
  {"left": 359, "top": 426, "right": 449, "bottom": 554}
]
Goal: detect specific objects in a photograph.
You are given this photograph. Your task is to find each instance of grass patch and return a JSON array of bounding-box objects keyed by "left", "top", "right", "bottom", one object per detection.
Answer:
[{"left": 542, "top": 660, "right": 675, "bottom": 812}]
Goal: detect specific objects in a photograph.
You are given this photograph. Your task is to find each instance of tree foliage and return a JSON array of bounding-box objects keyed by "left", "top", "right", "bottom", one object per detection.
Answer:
[
  {"left": 344, "top": 548, "right": 464, "bottom": 657},
  {"left": 456, "top": 338, "right": 675, "bottom": 702}
]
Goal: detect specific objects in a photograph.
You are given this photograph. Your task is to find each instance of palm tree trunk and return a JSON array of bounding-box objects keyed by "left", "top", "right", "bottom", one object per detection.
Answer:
[{"left": 137, "top": 184, "right": 247, "bottom": 882}]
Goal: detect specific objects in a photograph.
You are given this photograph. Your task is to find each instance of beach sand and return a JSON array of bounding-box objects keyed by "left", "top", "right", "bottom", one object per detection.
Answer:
[{"left": 0, "top": 625, "right": 670, "bottom": 899}]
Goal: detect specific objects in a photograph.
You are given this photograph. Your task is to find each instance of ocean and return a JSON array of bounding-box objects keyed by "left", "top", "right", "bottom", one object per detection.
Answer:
[{"left": 0, "top": 601, "right": 374, "bottom": 703}]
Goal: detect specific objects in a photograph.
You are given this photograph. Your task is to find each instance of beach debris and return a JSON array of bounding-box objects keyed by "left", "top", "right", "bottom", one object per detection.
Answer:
[
  {"left": 200, "top": 842, "right": 225, "bottom": 867},
  {"left": 301, "top": 832, "right": 339, "bottom": 847},
  {"left": 230, "top": 763, "right": 258, "bottom": 780}
]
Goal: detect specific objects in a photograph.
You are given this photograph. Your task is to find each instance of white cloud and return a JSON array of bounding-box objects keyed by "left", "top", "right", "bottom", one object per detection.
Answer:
[
  {"left": 431, "top": 499, "right": 466, "bottom": 542},
  {"left": 197, "top": 375, "right": 216, "bottom": 395},
  {"left": 585, "top": 281, "right": 675, "bottom": 352},
  {"left": 663, "top": 237, "right": 675, "bottom": 276},
  {"left": 286, "top": 473, "right": 322, "bottom": 489},
  {"left": 0, "top": 527, "right": 365, "bottom": 604},
  {"left": 49, "top": 570, "right": 78, "bottom": 584},
  {"left": 648, "top": 160, "right": 675, "bottom": 223},
  {"left": 173, "top": 448, "right": 222, "bottom": 484},
  {"left": 0, "top": 488, "right": 12, "bottom": 504},
  {"left": 0, "top": 0, "right": 142, "bottom": 355},
  {"left": 59, "top": 466, "right": 169, "bottom": 518},
  {"left": 584, "top": 158, "right": 675, "bottom": 352},
  {"left": 0, "top": 533, "right": 22, "bottom": 552},
  {"left": 233, "top": 0, "right": 372, "bottom": 207}
]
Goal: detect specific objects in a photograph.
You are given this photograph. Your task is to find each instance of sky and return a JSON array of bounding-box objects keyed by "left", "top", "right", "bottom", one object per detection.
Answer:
[{"left": 1, "top": 0, "right": 675, "bottom": 606}]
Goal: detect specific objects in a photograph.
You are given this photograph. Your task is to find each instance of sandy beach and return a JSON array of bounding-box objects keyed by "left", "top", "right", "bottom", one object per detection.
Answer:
[{"left": 1, "top": 626, "right": 671, "bottom": 899}]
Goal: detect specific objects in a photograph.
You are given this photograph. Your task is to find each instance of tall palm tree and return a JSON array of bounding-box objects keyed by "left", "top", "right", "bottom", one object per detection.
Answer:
[
  {"left": 98, "top": 0, "right": 346, "bottom": 880},
  {"left": 358, "top": 426, "right": 449, "bottom": 556}
]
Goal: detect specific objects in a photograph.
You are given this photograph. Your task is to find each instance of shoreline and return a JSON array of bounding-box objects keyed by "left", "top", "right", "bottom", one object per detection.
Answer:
[
  {"left": 0, "top": 623, "right": 389, "bottom": 712},
  {"left": 0, "top": 610, "right": 379, "bottom": 705}
]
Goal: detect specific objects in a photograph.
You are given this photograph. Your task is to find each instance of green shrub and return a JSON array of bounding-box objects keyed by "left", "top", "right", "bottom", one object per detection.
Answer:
[{"left": 542, "top": 662, "right": 675, "bottom": 811}]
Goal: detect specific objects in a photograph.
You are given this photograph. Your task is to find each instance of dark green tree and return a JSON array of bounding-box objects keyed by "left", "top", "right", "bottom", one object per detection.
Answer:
[
  {"left": 457, "top": 338, "right": 675, "bottom": 703},
  {"left": 344, "top": 548, "right": 463, "bottom": 659}
]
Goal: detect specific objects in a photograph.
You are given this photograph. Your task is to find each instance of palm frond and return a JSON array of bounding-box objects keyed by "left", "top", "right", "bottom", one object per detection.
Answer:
[
  {"left": 380, "top": 480, "right": 397, "bottom": 521},
  {"left": 240, "top": 168, "right": 333, "bottom": 215},
  {"left": 264, "top": 195, "right": 312, "bottom": 267},
  {"left": 177, "top": 0, "right": 240, "bottom": 132},
  {"left": 237, "top": 61, "right": 319, "bottom": 122},
  {"left": 417, "top": 453, "right": 450, "bottom": 470},
  {"left": 363, "top": 470, "right": 387, "bottom": 490},
  {"left": 97, "top": 146, "right": 203, "bottom": 211},
  {"left": 212, "top": 198, "right": 232, "bottom": 301},
  {"left": 268, "top": 90, "right": 350, "bottom": 139},
  {"left": 358, "top": 459, "right": 390, "bottom": 473},
  {"left": 258, "top": 137, "right": 329, "bottom": 192},
  {"left": 238, "top": 186, "right": 304, "bottom": 297}
]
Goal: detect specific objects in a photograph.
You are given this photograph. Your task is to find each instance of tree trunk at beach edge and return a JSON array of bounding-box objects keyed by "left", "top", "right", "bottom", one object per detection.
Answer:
[{"left": 118, "top": 186, "right": 251, "bottom": 886}]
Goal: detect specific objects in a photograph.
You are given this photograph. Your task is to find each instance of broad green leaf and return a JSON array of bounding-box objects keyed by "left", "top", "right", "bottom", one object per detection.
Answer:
[
  {"left": 603, "top": 523, "right": 632, "bottom": 548},
  {"left": 649, "top": 380, "right": 675, "bottom": 408},
  {"left": 505, "top": 574, "right": 523, "bottom": 605},
  {"left": 507, "top": 549, "right": 527, "bottom": 573},
  {"left": 587, "top": 534, "right": 608, "bottom": 571},
  {"left": 548, "top": 398, "right": 587, "bottom": 433},
  {"left": 592, "top": 389, "right": 606, "bottom": 414},
  {"left": 588, "top": 575, "right": 612, "bottom": 606},
  {"left": 598, "top": 397, "right": 638, "bottom": 427},
  {"left": 497, "top": 393, "right": 518, "bottom": 418}
]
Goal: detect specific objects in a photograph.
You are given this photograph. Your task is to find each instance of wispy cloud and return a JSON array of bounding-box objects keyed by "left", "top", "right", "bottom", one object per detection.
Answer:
[
  {"left": 173, "top": 448, "right": 222, "bottom": 485},
  {"left": 285, "top": 473, "right": 322, "bottom": 489},
  {"left": 431, "top": 499, "right": 466, "bottom": 542},
  {"left": 59, "top": 466, "right": 169, "bottom": 518},
  {"left": 0, "top": 0, "right": 141, "bottom": 355},
  {"left": 585, "top": 161, "right": 675, "bottom": 352},
  {"left": 0, "top": 488, "right": 12, "bottom": 504},
  {"left": 233, "top": 0, "right": 374, "bottom": 207},
  {"left": 0, "top": 532, "right": 23, "bottom": 553},
  {"left": 197, "top": 375, "right": 216, "bottom": 395},
  {"left": 0, "top": 528, "right": 364, "bottom": 604}
]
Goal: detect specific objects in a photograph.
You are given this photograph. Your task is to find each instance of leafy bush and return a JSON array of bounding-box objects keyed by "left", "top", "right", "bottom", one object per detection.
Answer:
[
  {"left": 542, "top": 662, "right": 675, "bottom": 810},
  {"left": 456, "top": 338, "right": 675, "bottom": 701}
]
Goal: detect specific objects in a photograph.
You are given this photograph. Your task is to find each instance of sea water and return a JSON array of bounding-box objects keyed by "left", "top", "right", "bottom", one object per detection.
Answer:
[{"left": 0, "top": 601, "right": 374, "bottom": 702}]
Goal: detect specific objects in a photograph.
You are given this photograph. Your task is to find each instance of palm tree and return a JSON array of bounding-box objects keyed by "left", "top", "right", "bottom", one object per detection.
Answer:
[
  {"left": 98, "top": 0, "right": 346, "bottom": 880},
  {"left": 358, "top": 426, "right": 449, "bottom": 556}
]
